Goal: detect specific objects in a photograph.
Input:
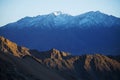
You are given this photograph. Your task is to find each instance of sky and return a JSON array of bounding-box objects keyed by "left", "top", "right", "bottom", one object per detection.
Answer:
[{"left": 0, "top": 0, "right": 120, "bottom": 26}]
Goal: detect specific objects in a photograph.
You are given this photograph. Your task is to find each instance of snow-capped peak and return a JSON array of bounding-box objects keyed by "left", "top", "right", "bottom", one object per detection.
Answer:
[
  {"left": 2, "top": 11, "right": 120, "bottom": 30},
  {"left": 53, "top": 11, "right": 62, "bottom": 16}
]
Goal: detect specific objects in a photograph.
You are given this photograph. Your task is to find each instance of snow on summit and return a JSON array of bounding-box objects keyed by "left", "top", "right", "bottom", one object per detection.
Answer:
[{"left": 53, "top": 11, "right": 63, "bottom": 16}]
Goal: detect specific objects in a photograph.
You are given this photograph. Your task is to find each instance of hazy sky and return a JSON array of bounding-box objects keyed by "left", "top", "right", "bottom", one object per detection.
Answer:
[{"left": 0, "top": 0, "right": 120, "bottom": 26}]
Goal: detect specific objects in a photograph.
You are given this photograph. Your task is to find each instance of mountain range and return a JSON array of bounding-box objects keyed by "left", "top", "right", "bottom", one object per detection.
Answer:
[
  {"left": 0, "top": 36, "right": 120, "bottom": 80},
  {"left": 0, "top": 11, "right": 120, "bottom": 55}
]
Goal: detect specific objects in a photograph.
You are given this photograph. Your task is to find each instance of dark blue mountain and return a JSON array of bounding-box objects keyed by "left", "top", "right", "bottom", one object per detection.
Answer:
[{"left": 0, "top": 11, "right": 120, "bottom": 55}]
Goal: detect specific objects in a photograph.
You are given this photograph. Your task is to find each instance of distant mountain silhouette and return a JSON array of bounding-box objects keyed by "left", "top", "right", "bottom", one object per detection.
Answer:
[
  {"left": 0, "top": 36, "right": 120, "bottom": 80},
  {"left": 0, "top": 11, "right": 120, "bottom": 55}
]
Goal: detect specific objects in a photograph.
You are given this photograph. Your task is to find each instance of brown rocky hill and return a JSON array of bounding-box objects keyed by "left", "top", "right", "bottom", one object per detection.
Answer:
[
  {"left": 31, "top": 49, "right": 120, "bottom": 80},
  {"left": 0, "top": 36, "right": 65, "bottom": 80},
  {"left": 0, "top": 36, "right": 120, "bottom": 80},
  {"left": 0, "top": 36, "right": 30, "bottom": 57}
]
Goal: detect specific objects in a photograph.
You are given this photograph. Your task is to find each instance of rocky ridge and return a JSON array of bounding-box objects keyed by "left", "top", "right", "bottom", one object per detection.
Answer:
[{"left": 0, "top": 36, "right": 120, "bottom": 80}]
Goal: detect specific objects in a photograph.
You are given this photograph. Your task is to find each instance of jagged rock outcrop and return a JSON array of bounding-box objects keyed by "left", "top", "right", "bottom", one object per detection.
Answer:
[
  {"left": 0, "top": 36, "right": 65, "bottom": 80},
  {"left": 31, "top": 48, "right": 120, "bottom": 80},
  {"left": 73, "top": 54, "right": 120, "bottom": 80},
  {"left": 31, "top": 48, "right": 76, "bottom": 70},
  {"left": 0, "top": 36, "right": 120, "bottom": 80},
  {"left": 0, "top": 36, "right": 30, "bottom": 57}
]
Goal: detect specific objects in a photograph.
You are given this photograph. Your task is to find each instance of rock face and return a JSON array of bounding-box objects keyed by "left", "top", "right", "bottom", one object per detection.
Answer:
[
  {"left": 31, "top": 50, "right": 120, "bottom": 80},
  {"left": 0, "top": 36, "right": 65, "bottom": 80},
  {"left": 0, "top": 36, "right": 120, "bottom": 80},
  {"left": 0, "top": 36, "right": 30, "bottom": 57},
  {"left": 74, "top": 54, "right": 120, "bottom": 80}
]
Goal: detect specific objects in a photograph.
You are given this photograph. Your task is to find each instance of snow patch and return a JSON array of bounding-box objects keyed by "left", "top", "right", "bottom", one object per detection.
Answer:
[{"left": 53, "top": 11, "right": 62, "bottom": 16}]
